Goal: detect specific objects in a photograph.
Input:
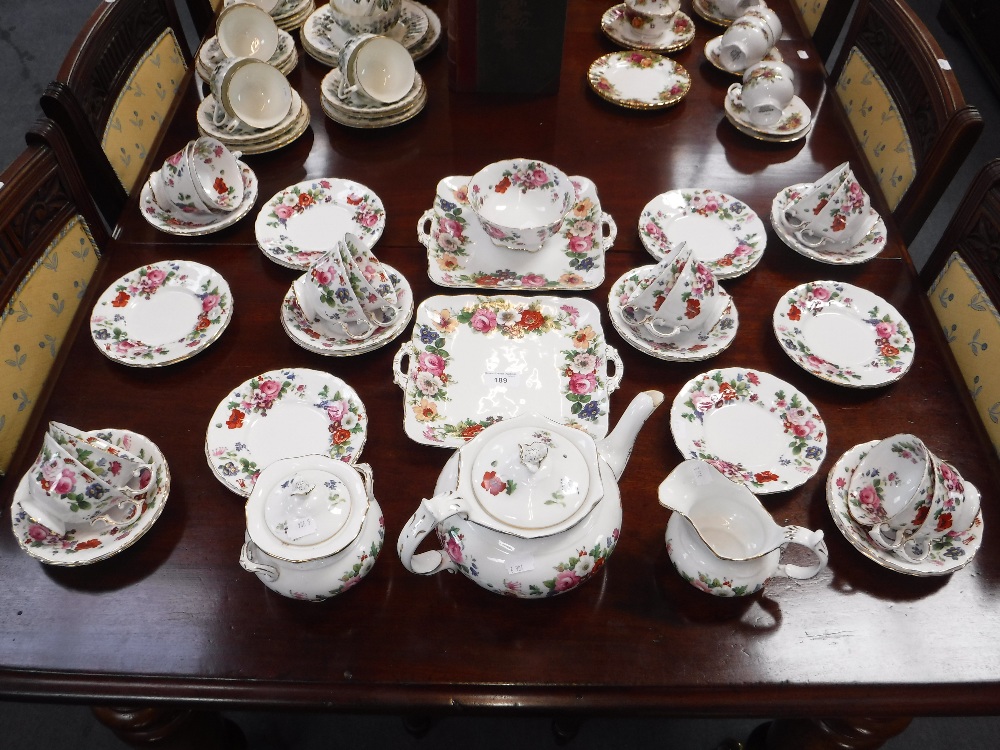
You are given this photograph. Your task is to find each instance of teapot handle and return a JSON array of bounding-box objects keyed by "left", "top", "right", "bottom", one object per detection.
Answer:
[
  {"left": 775, "top": 526, "right": 828, "bottom": 580},
  {"left": 396, "top": 496, "right": 460, "bottom": 576},
  {"left": 416, "top": 209, "right": 436, "bottom": 250},
  {"left": 392, "top": 341, "right": 416, "bottom": 390},
  {"left": 239, "top": 540, "right": 279, "bottom": 583},
  {"left": 605, "top": 345, "right": 623, "bottom": 395},
  {"left": 599, "top": 211, "right": 618, "bottom": 253}
]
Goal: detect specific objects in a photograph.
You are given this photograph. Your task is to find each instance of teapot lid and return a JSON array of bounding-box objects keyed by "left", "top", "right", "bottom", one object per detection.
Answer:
[
  {"left": 246, "top": 454, "right": 369, "bottom": 562},
  {"left": 470, "top": 426, "right": 593, "bottom": 532}
]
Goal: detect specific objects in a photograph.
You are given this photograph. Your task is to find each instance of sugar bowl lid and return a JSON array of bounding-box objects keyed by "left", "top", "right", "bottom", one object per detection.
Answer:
[{"left": 245, "top": 454, "right": 370, "bottom": 563}]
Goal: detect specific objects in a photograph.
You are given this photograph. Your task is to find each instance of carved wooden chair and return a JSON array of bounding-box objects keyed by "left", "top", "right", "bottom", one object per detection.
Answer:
[
  {"left": 789, "top": 0, "right": 857, "bottom": 64},
  {"left": 828, "top": 0, "right": 983, "bottom": 246},
  {"left": 921, "top": 159, "right": 1000, "bottom": 458},
  {"left": 0, "top": 119, "right": 109, "bottom": 475},
  {"left": 40, "top": 0, "right": 192, "bottom": 233}
]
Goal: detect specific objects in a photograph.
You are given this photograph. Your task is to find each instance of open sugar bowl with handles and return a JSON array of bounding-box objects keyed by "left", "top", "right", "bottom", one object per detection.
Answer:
[{"left": 397, "top": 391, "right": 663, "bottom": 598}]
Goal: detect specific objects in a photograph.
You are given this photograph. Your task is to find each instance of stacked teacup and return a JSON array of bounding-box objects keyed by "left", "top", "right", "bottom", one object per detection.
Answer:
[
  {"left": 146, "top": 136, "right": 247, "bottom": 227},
  {"left": 225, "top": 0, "right": 316, "bottom": 32},
  {"left": 617, "top": 243, "right": 730, "bottom": 343},
  {"left": 717, "top": 5, "right": 781, "bottom": 73},
  {"left": 726, "top": 59, "right": 795, "bottom": 130},
  {"left": 847, "top": 434, "right": 981, "bottom": 563},
  {"left": 621, "top": 0, "right": 682, "bottom": 44},
  {"left": 21, "top": 422, "right": 164, "bottom": 537},
  {"left": 777, "top": 162, "right": 880, "bottom": 252},
  {"left": 710, "top": 0, "right": 764, "bottom": 22},
  {"left": 291, "top": 232, "right": 405, "bottom": 342}
]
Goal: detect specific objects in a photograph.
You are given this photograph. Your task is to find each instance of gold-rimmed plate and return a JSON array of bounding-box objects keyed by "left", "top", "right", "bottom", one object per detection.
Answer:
[{"left": 588, "top": 51, "right": 691, "bottom": 110}]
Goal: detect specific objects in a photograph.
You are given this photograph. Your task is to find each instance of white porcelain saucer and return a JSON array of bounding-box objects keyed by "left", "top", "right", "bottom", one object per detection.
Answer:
[
  {"left": 272, "top": 0, "right": 315, "bottom": 30},
  {"left": 770, "top": 184, "right": 888, "bottom": 264},
  {"left": 600, "top": 5, "right": 696, "bottom": 53},
  {"left": 281, "top": 263, "right": 413, "bottom": 355},
  {"left": 692, "top": 0, "right": 735, "bottom": 26},
  {"left": 670, "top": 366, "right": 828, "bottom": 493},
  {"left": 419, "top": 174, "right": 613, "bottom": 290},
  {"left": 773, "top": 280, "right": 915, "bottom": 387},
  {"left": 827, "top": 441, "right": 983, "bottom": 576},
  {"left": 90, "top": 260, "right": 233, "bottom": 367},
  {"left": 255, "top": 178, "right": 386, "bottom": 270},
  {"left": 301, "top": 0, "right": 439, "bottom": 66},
  {"left": 319, "top": 68, "right": 427, "bottom": 128},
  {"left": 723, "top": 86, "right": 813, "bottom": 142},
  {"left": 195, "top": 91, "right": 310, "bottom": 155},
  {"left": 588, "top": 51, "right": 691, "bottom": 110},
  {"left": 12, "top": 429, "right": 170, "bottom": 566},
  {"left": 638, "top": 188, "right": 767, "bottom": 279},
  {"left": 206, "top": 368, "right": 368, "bottom": 496},
  {"left": 196, "top": 29, "right": 297, "bottom": 79},
  {"left": 607, "top": 266, "right": 739, "bottom": 361},
  {"left": 704, "top": 34, "right": 783, "bottom": 74},
  {"left": 139, "top": 160, "right": 258, "bottom": 236}
]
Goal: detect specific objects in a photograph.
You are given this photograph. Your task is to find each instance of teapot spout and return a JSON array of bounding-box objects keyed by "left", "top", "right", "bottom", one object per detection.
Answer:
[{"left": 598, "top": 390, "right": 664, "bottom": 481}]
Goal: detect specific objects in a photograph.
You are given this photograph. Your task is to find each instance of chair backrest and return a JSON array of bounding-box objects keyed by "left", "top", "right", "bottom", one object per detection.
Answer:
[
  {"left": 790, "top": 0, "right": 857, "bottom": 64},
  {"left": 829, "top": 0, "right": 983, "bottom": 246},
  {"left": 0, "top": 119, "right": 109, "bottom": 475},
  {"left": 176, "top": 0, "right": 224, "bottom": 45},
  {"left": 922, "top": 159, "right": 1000, "bottom": 459},
  {"left": 40, "top": 0, "right": 192, "bottom": 232}
]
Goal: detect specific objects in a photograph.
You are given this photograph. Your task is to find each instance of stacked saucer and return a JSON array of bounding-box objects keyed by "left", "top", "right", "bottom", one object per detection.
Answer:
[
  {"left": 196, "top": 88, "right": 310, "bottom": 155},
  {"left": 600, "top": 4, "right": 696, "bottom": 53},
  {"left": 704, "top": 34, "right": 782, "bottom": 74},
  {"left": 301, "top": 0, "right": 441, "bottom": 66},
  {"left": 320, "top": 67, "right": 427, "bottom": 128},
  {"left": 723, "top": 78, "right": 811, "bottom": 142},
  {"left": 196, "top": 29, "right": 298, "bottom": 80},
  {"left": 272, "top": 0, "right": 316, "bottom": 31}
]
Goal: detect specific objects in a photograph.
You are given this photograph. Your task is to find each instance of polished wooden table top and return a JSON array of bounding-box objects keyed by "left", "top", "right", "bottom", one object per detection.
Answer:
[{"left": 2, "top": 0, "right": 999, "bottom": 719}]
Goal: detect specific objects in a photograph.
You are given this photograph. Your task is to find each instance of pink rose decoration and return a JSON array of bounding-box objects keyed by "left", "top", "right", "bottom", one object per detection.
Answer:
[
  {"left": 469, "top": 308, "right": 497, "bottom": 333},
  {"left": 875, "top": 321, "right": 897, "bottom": 339},
  {"left": 53, "top": 469, "right": 75, "bottom": 495},
  {"left": 360, "top": 210, "right": 379, "bottom": 228},
  {"left": 418, "top": 352, "right": 446, "bottom": 376},
  {"left": 314, "top": 269, "right": 333, "bottom": 286},
  {"left": 520, "top": 274, "right": 547, "bottom": 287},
  {"left": 445, "top": 537, "right": 463, "bottom": 564},
  {"left": 568, "top": 372, "right": 597, "bottom": 395},
  {"left": 202, "top": 294, "right": 220, "bottom": 313},
  {"left": 326, "top": 399, "right": 350, "bottom": 422},
  {"left": 567, "top": 235, "right": 593, "bottom": 254},
  {"left": 146, "top": 269, "right": 167, "bottom": 286},
  {"left": 858, "top": 485, "right": 880, "bottom": 513},
  {"left": 258, "top": 379, "right": 281, "bottom": 397},
  {"left": 553, "top": 569, "right": 581, "bottom": 592},
  {"left": 28, "top": 524, "right": 48, "bottom": 541},
  {"left": 275, "top": 205, "right": 295, "bottom": 220},
  {"left": 811, "top": 286, "right": 831, "bottom": 302},
  {"left": 531, "top": 168, "right": 549, "bottom": 186}
]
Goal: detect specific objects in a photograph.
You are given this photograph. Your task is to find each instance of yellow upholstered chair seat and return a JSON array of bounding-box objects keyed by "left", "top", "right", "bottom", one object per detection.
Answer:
[
  {"left": 927, "top": 252, "right": 1000, "bottom": 457},
  {"left": 834, "top": 47, "right": 916, "bottom": 212},
  {"left": 0, "top": 217, "right": 101, "bottom": 471},
  {"left": 794, "top": 0, "right": 828, "bottom": 34},
  {"left": 101, "top": 28, "right": 187, "bottom": 194}
]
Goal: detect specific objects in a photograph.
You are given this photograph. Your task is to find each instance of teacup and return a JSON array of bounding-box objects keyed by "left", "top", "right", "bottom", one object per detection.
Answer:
[
  {"left": 337, "top": 34, "right": 415, "bottom": 105},
  {"left": 621, "top": 243, "right": 722, "bottom": 341},
  {"left": 467, "top": 158, "right": 576, "bottom": 252},
  {"left": 741, "top": 5, "right": 782, "bottom": 43},
  {"left": 718, "top": 15, "right": 774, "bottom": 72},
  {"left": 224, "top": 0, "right": 280, "bottom": 12},
  {"left": 622, "top": 0, "right": 680, "bottom": 41},
  {"left": 216, "top": 2, "right": 279, "bottom": 61},
  {"left": 847, "top": 434, "right": 934, "bottom": 533},
  {"left": 711, "top": 0, "right": 763, "bottom": 20},
  {"left": 48, "top": 421, "right": 153, "bottom": 494},
  {"left": 335, "top": 233, "right": 399, "bottom": 326},
  {"left": 186, "top": 136, "right": 244, "bottom": 213},
  {"left": 784, "top": 162, "right": 877, "bottom": 250},
  {"left": 150, "top": 145, "right": 219, "bottom": 221},
  {"left": 210, "top": 57, "right": 292, "bottom": 131},
  {"left": 728, "top": 60, "right": 794, "bottom": 128},
  {"left": 329, "top": 0, "right": 403, "bottom": 35}
]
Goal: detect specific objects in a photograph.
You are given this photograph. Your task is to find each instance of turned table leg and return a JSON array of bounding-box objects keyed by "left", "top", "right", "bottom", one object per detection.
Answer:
[
  {"left": 91, "top": 706, "right": 246, "bottom": 750},
  {"left": 746, "top": 717, "right": 913, "bottom": 750}
]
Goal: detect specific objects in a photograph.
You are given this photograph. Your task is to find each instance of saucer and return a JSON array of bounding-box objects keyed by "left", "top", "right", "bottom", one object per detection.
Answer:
[
  {"left": 770, "top": 184, "right": 888, "bottom": 264},
  {"left": 139, "top": 160, "right": 258, "bottom": 236},
  {"left": 301, "top": 0, "right": 439, "bottom": 66},
  {"left": 670, "top": 367, "right": 827, "bottom": 494},
  {"left": 12, "top": 428, "right": 170, "bottom": 566},
  {"left": 255, "top": 178, "right": 386, "bottom": 270},
  {"left": 608, "top": 266, "right": 739, "bottom": 361},
  {"left": 272, "top": 0, "right": 315, "bottom": 30},
  {"left": 90, "top": 260, "right": 233, "bottom": 367},
  {"left": 420, "top": 174, "right": 613, "bottom": 290},
  {"left": 638, "top": 188, "right": 766, "bottom": 279},
  {"left": 827, "top": 441, "right": 983, "bottom": 576},
  {"left": 588, "top": 51, "right": 691, "bottom": 110},
  {"left": 704, "top": 34, "right": 783, "bottom": 74},
  {"left": 692, "top": 0, "right": 735, "bottom": 26},
  {"left": 724, "top": 88, "right": 813, "bottom": 142},
  {"left": 773, "top": 280, "right": 915, "bottom": 387},
  {"left": 206, "top": 368, "right": 368, "bottom": 496},
  {"left": 195, "top": 90, "right": 310, "bottom": 155},
  {"left": 197, "top": 29, "right": 297, "bottom": 79},
  {"left": 319, "top": 68, "right": 427, "bottom": 128},
  {"left": 280, "top": 263, "right": 413, "bottom": 356},
  {"left": 600, "top": 5, "right": 696, "bottom": 53}
]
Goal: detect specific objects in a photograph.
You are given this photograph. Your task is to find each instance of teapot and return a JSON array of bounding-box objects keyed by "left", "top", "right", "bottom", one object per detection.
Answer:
[
  {"left": 239, "top": 455, "right": 385, "bottom": 601},
  {"left": 396, "top": 390, "right": 663, "bottom": 598},
  {"left": 658, "top": 460, "right": 828, "bottom": 597}
]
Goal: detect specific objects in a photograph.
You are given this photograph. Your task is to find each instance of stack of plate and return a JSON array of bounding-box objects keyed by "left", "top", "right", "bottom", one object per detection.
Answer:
[
  {"left": 300, "top": 0, "right": 441, "bottom": 67},
  {"left": 320, "top": 68, "right": 427, "bottom": 128},
  {"left": 196, "top": 89, "right": 310, "bottom": 155},
  {"left": 196, "top": 29, "right": 298, "bottom": 80},
  {"left": 723, "top": 86, "right": 813, "bottom": 143},
  {"left": 272, "top": 0, "right": 316, "bottom": 31}
]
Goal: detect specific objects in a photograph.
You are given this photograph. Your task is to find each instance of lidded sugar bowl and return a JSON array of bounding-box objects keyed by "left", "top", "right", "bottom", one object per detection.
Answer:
[
  {"left": 239, "top": 455, "right": 384, "bottom": 601},
  {"left": 397, "top": 390, "right": 663, "bottom": 598}
]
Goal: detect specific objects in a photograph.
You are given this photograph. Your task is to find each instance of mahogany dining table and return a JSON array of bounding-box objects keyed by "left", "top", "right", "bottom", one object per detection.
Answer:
[{"left": 2, "top": 1, "right": 999, "bottom": 748}]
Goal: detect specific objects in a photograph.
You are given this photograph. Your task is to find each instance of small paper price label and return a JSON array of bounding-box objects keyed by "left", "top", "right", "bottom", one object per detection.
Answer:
[
  {"left": 484, "top": 371, "right": 520, "bottom": 387},
  {"left": 506, "top": 555, "right": 535, "bottom": 576}
]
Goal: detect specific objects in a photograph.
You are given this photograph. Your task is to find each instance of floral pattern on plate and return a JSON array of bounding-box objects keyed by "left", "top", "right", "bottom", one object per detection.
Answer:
[
  {"left": 724, "top": 88, "right": 812, "bottom": 141},
  {"left": 588, "top": 51, "right": 691, "bottom": 110},
  {"left": 773, "top": 280, "right": 915, "bottom": 387},
  {"left": 670, "top": 367, "right": 827, "bottom": 493},
  {"left": 827, "top": 441, "right": 983, "bottom": 576},
  {"left": 139, "top": 160, "right": 258, "bottom": 236},
  {"left": 90, "top": 260, "right": 232, "bottom": 367},
  {"left": 206, "top": 368, "right": 367, "bottom": 496},
  {"left": 12, "top": 429, "right": 170, "bottom": 566},
  {"left": 418, "top": 175, "right": 613, "bottom": 290},
  {"left": 255, "top": 178, "right": 386, "bottom": 270},
  {"left": 607, "top": 266, "right": 739, "bottom": 361},
  {"left": 638, "top": 188, "right": 766, "bottom": 279},
  {"left": 600, "top": 5, "right": 696, "bottom": 53},
  {"left": 703, "top": 35, "right": 782, "bottom": 74},
  {"left": 771, "top": 184, "right": 888, "bottom": 264},
  {"left": 395, "top": 295, "right": 621, "bottom": 448}
]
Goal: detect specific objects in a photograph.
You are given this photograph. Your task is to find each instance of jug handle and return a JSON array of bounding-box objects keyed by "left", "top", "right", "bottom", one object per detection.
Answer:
[
  {"left": 775, "top": 527, "right": 828, "bottom": 580},
  {"left": 239, "top": 540, "right": 279, "bottom": 583},
  {"left": 396, "top": 495, "right": 462, "bottom": 576}
]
